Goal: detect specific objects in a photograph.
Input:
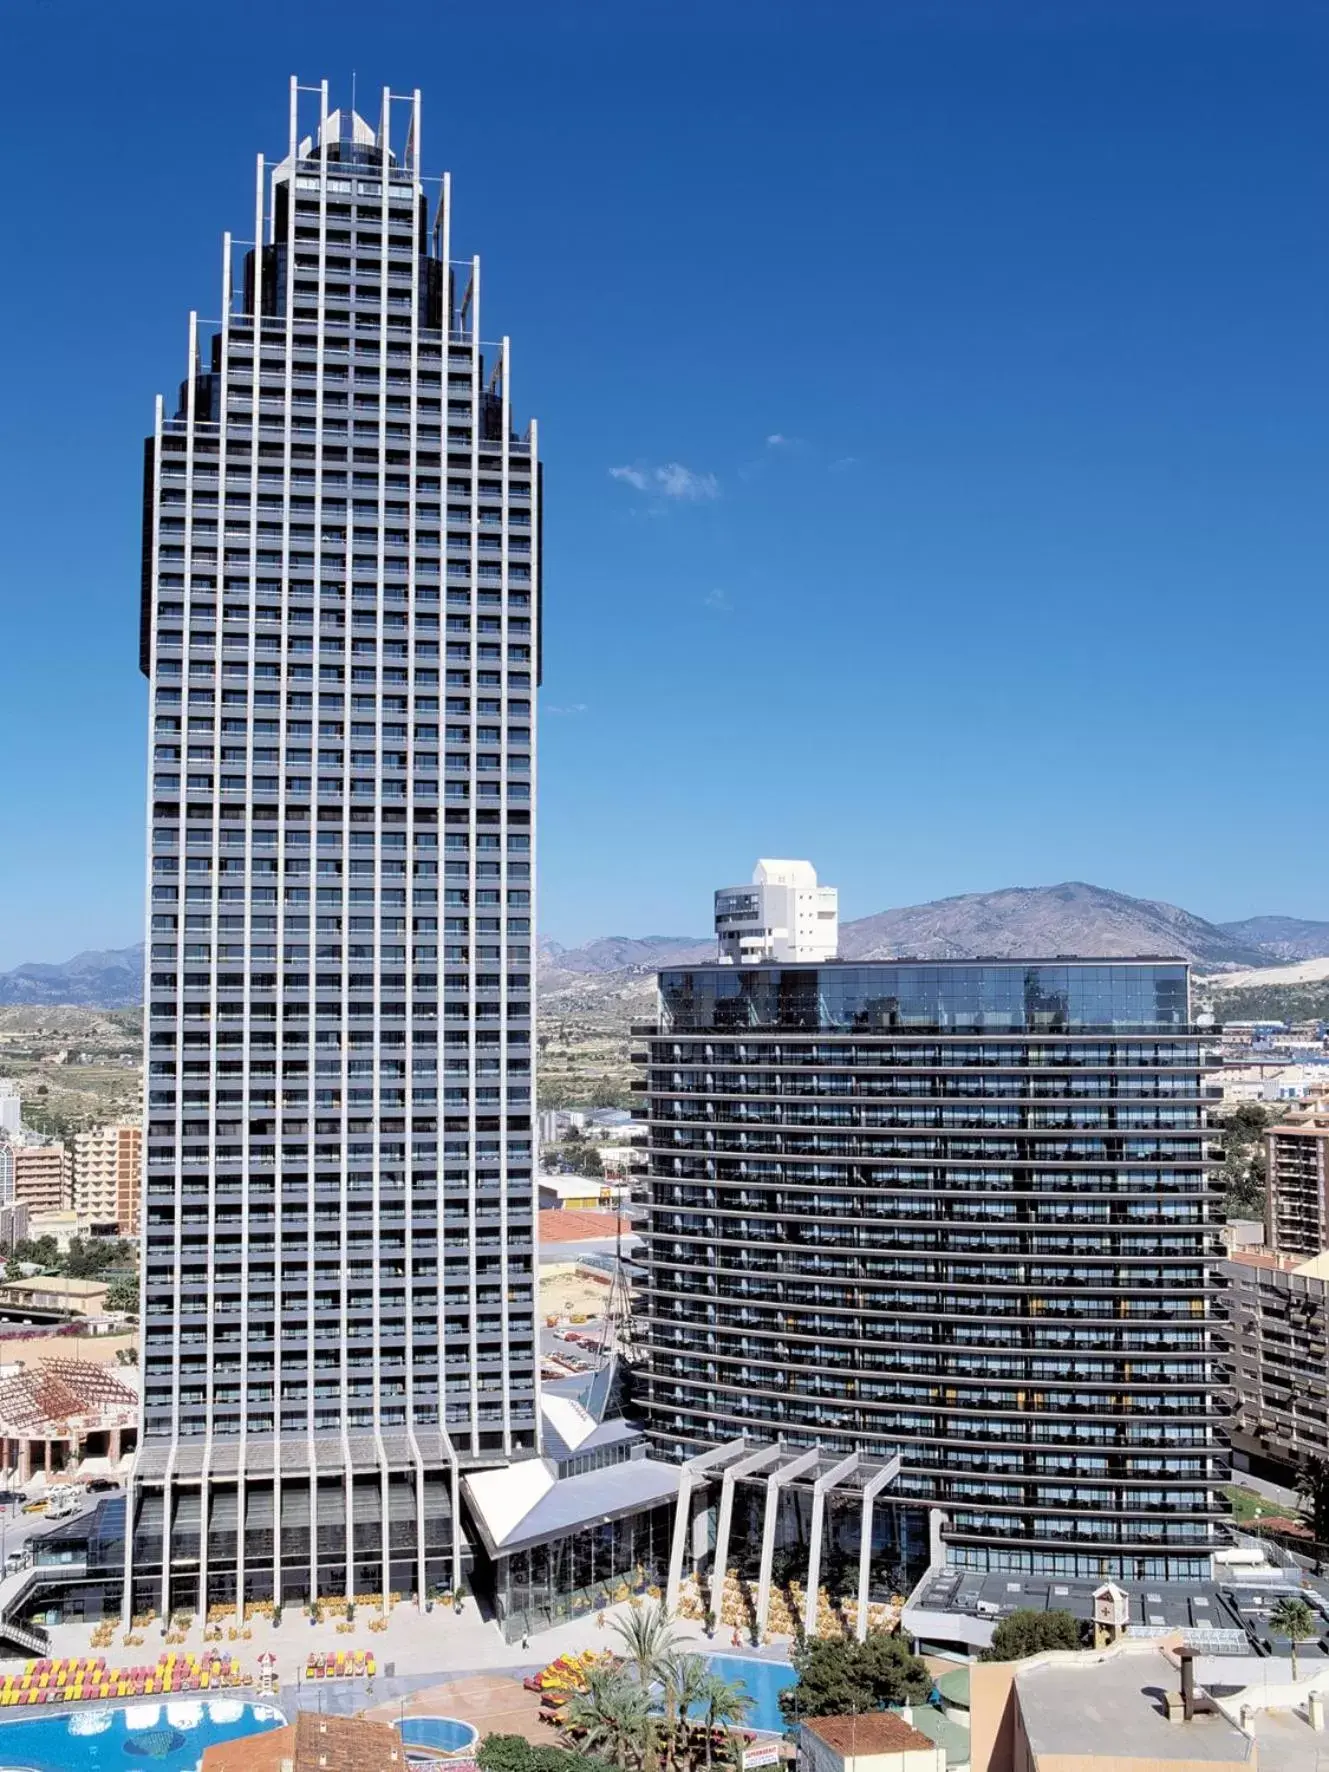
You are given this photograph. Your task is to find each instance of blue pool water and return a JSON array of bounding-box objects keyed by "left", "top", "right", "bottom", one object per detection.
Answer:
[
  {"left": 0, "top": 1699, "right": 285, "bottom": 1771},
  {"left": 395, "top": 1715, "right": 480, "bottom": 1756},
  {"left": 702, "top": 1655, "right": 795, "bottom": 1736}
]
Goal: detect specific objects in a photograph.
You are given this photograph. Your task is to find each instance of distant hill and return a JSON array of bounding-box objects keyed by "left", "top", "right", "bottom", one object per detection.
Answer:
[
  {"left": 1216, "top": 916, "right": 1329, "bottom": 964},
  {"left": 539, "top": 935, "right": 714, "bottom": 974},
  {"left": 836, "top": 882, "right": 1270, "bottom": 968},
  {"left": 0, "top": 946, "right": 144, "bottom": 1008},
  {"left": 8, "top": 882, "right": 1329, "bottom": 1010}
]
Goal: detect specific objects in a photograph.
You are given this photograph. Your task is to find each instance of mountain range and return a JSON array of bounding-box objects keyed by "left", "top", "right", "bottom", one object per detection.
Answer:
[{"left": 6, "top": 883, "right": 1329, "bottom": 1009}]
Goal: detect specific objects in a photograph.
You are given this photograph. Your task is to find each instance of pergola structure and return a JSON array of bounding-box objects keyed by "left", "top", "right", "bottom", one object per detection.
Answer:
[
  {"left": 0, "top": 1359, "right": 137, "bottom": 1485},
  {"left": 665, "top": 1440, "right": 903, "bottom": 1641}
]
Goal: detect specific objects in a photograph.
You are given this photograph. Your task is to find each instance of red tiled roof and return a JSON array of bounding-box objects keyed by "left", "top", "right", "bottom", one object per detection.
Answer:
[
  {"left": 202, "top": 1713, "right": 403, "bottom": 1772},
  {"left": 539, "top": 1209, "right": 630, "bottom": 1243},
  {"left": 803, "top": 1712, "right": 936, "bottom": 1755}
]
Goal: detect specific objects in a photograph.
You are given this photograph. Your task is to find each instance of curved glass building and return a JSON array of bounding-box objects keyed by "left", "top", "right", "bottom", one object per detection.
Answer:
[{"left": 636, "top": 958, "right": 1227, "bottom": 1581}]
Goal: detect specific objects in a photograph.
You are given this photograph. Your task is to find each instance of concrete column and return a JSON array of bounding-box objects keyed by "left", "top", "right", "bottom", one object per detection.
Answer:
[
  {"left": 344, "top": 1467, "right": 354, "bottom": 1605},
  {"left": 413, "top": 1453, "right": 427, "bottom": 1612},
  {"left": 666, "top": 1472, "right": 697, "bottom": 1614},
  {"left": 309, "top": 1473, "right": 319, "bottom": 1604},
  {"left": 755, "top": 1449, "right": 818, "bottom": 1639},
  {"left": 121, "top": 1472, "right": 135, "bottom": 1627},
  {"left": 804, "top": 1451, "right": 860, "bottom": 1640},
  {"left": 665, "top": 1440, "right": 746, "bottom": 1612},
  {"left": 273, "top": 1470, "right": 282, "bottom": 1615},
  {"left": 710, "top": 1445, "right": 783, "bottom": 1624},
  {"left": 42, "top": 1442, "right": 51, "bottom": 1477},
  {"left": 855, "top": 1456, "right": 901, "bottom": 1642},
  {"left": 159, "top": 1475, "right": 174, "bottom": 1625}
]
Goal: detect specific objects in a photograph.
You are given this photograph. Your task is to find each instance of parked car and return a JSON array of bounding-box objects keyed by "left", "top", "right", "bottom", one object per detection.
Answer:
[
  {"left": 86, "top": 1479, "right": 120, "bottom": 1494},
  {"left": 21, "top": 1499, "right": 48, "bottom": 1515}
]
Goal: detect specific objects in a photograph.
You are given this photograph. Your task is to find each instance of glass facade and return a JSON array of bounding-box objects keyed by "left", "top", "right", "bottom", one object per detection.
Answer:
[
  {"left": 638, "top": 960, "right": 1228, "bottom": 1580},
  {"left": 133, "top": 81, "right": 539, "bottom": 1616},
  {"left": 480, "top": 1501, "right": 675, "bottom": 1642},
  {"left": 659, "top": 963, "right": 1190, "bottom": 1035}
]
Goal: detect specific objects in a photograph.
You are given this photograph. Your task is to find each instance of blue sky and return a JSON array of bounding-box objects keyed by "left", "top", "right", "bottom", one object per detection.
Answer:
[{"left": 2, "top": 0, "right": 1327, "bottom": 967}]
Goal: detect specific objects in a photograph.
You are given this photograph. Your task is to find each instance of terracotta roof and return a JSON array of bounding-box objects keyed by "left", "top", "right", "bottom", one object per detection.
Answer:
[
  {"left": 0, "top": 1358, "right": 137, "bottom": 1435},
  {"left": 539, "top": 1208, "right": 630, "bottom": 1243},
  {"left": 202, "top": 1713, "right": 403, "bottom": 1772},
  {"left": 1226, "top": 1248, "right": 1303, "bottom": 1271},
  {"left": 803, "top": 1712, "right": 937, "bottom": 1756}
]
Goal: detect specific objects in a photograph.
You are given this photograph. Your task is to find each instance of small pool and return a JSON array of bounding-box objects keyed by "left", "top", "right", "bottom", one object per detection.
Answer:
[
  {"left": 0, "top": 1699, "right": 284, "bottom": 1772},
  {"left": 703, "top": 1655, "right": 795, "bottom": 1736},
  {"left": 395, "top": 1715, "right": 480, "bottom": 1758}
]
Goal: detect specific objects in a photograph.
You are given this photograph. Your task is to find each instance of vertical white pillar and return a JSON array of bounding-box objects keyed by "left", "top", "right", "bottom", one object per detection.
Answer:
[
  {"left": 711, "top": 1445, "right": 782, "bottom": 1624},
  {"left": 665, "top": 1472, "right": 695, "bottom": 1613},
  {"left": 804, "top": 1452, "right": 858, "bottom": 1641},
  {"left": 855, "top": 1458, "right": 900, "bottom": 1643},
  {"left": 755, "top": 1449, "right": 818, "bottom": 1640}
]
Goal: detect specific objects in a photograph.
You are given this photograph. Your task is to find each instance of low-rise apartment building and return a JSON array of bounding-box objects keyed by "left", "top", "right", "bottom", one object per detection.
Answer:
[{"left": 13, "top": 1144, "right": 72, "bottom": 1215}]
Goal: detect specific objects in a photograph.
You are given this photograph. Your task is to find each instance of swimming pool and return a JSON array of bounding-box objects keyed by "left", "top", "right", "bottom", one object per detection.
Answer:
[
  {"left": 395, "top": 1715, "right": 480, "bottom": 1758},
  {"left": 702, "top": 1655, "right": 795, "bottom": 1736},
  {"left": 0, "top": 1699, "right": 285, "bottom": 1771}
]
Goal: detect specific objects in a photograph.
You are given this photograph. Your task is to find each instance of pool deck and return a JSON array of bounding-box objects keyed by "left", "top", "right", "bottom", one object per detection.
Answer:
[
  {"left": 364, "top": 1671, "right": 553, "bottom": 1745},
  {"left": 13, "top": 1603, "right": 797, "bottom": 1716}
]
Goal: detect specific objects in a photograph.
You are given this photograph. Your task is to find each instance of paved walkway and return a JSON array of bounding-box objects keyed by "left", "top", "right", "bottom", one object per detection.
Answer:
[{"left": 20, "top": 1597, "right": 792, "bottom": 1696}]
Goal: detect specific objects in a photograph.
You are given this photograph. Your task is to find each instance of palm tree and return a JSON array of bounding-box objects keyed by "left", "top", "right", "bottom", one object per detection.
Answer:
[
  {"left": 562, "top": 1663, "right": 653, "bottom": 1770},
  {"left": 661, "top": 1652, "right": 711, "bottom": 1772},
  {"left": 613, "top": 1600, "right": 683, "bottom": 1687},
  {"left": 612, "top": 1600, "right": 684, "bottom": 1772},
  {"left": 1269, "top": 1595, "right": 1320, "bottom": 1684},
  {"left": 699, "top": 1672, "right": 752, "bottom": 1770}
]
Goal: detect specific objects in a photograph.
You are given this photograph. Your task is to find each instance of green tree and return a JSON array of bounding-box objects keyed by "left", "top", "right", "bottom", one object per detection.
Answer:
[
  {"left": 778, "top": 1630, "right": 931, "bottom": 1723},
  {"left": 612, "top": 1598, "right": 682, "bottom": 1686},
  {"left": 479, "top": 1738, "right": 536, "bottom": 1772},
  {"left": 106, "top": 1277, "right": 139, "bottom": 1315},
  {"left": 1269, "top": 1595, "right": 1319, "bottom": 1683},
  {"left": 661, "top": 1652, "right": 711, "bottom": 1772},
  {"left": 1298, "top": 1457, "right": 1329, "bottom": 1546},
  {"left": 611, "top": 1602, "right": 682, "bottom": 1772},
  {"left": 479, "top": 1736, "right": 599, "bottom": 1772},
  {"left": 979, "top": 1609, "right": 1085, "bottom": 1662},
  {"left": 698, "top": 1674, "right": 751, "bottom": 1769},
  {"left": 570, "top": 1143, "right": 604, "bottom": 1179},
  {"left": 562, "top": 1663, "right": 653, "bottom": 1771},
  {"left": 66, "top": 1238, "right": 134, "bottom": 1279},
  {"left": 10, "top": 1236, "right": 61, "bottom": 1271},
  {"left": 1219, "top": 1101, "right": 1277, "bottom": 1220}
]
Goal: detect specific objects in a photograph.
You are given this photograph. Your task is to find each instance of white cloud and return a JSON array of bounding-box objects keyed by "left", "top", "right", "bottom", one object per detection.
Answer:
[
  {"left": 766, "top": 433, "right": 790, "bottom": 446},
  {"left": 545, "top": 703, "right": 587, "bottom": 716},
  {"left": 653, "top": 463, "right": 720, "bottom": 501},
  {"left": 609, "top": 465, "right": 649, "bottom": 491},
  {"left": 609, "top": 462, "right": 720, "bottom": 502},
  {"left": 828, "top": 455, "right": 858, "bottom": 472},
  {"left": 704, "top": 588, "right": 732, "bottom": 613}
]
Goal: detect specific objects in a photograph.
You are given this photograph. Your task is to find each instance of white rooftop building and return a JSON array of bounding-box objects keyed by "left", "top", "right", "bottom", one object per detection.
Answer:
[{"left": 714, "top": 859, "right": 839, "bottom": 964}]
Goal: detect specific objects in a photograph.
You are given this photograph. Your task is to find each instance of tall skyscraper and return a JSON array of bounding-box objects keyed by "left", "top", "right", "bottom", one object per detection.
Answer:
[
  {"left": 134, "top": 80, "right": 540, "bottom": 1618},
  {"left": 638, "top": 945, "right": 1226, "bottom": 1595}
]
